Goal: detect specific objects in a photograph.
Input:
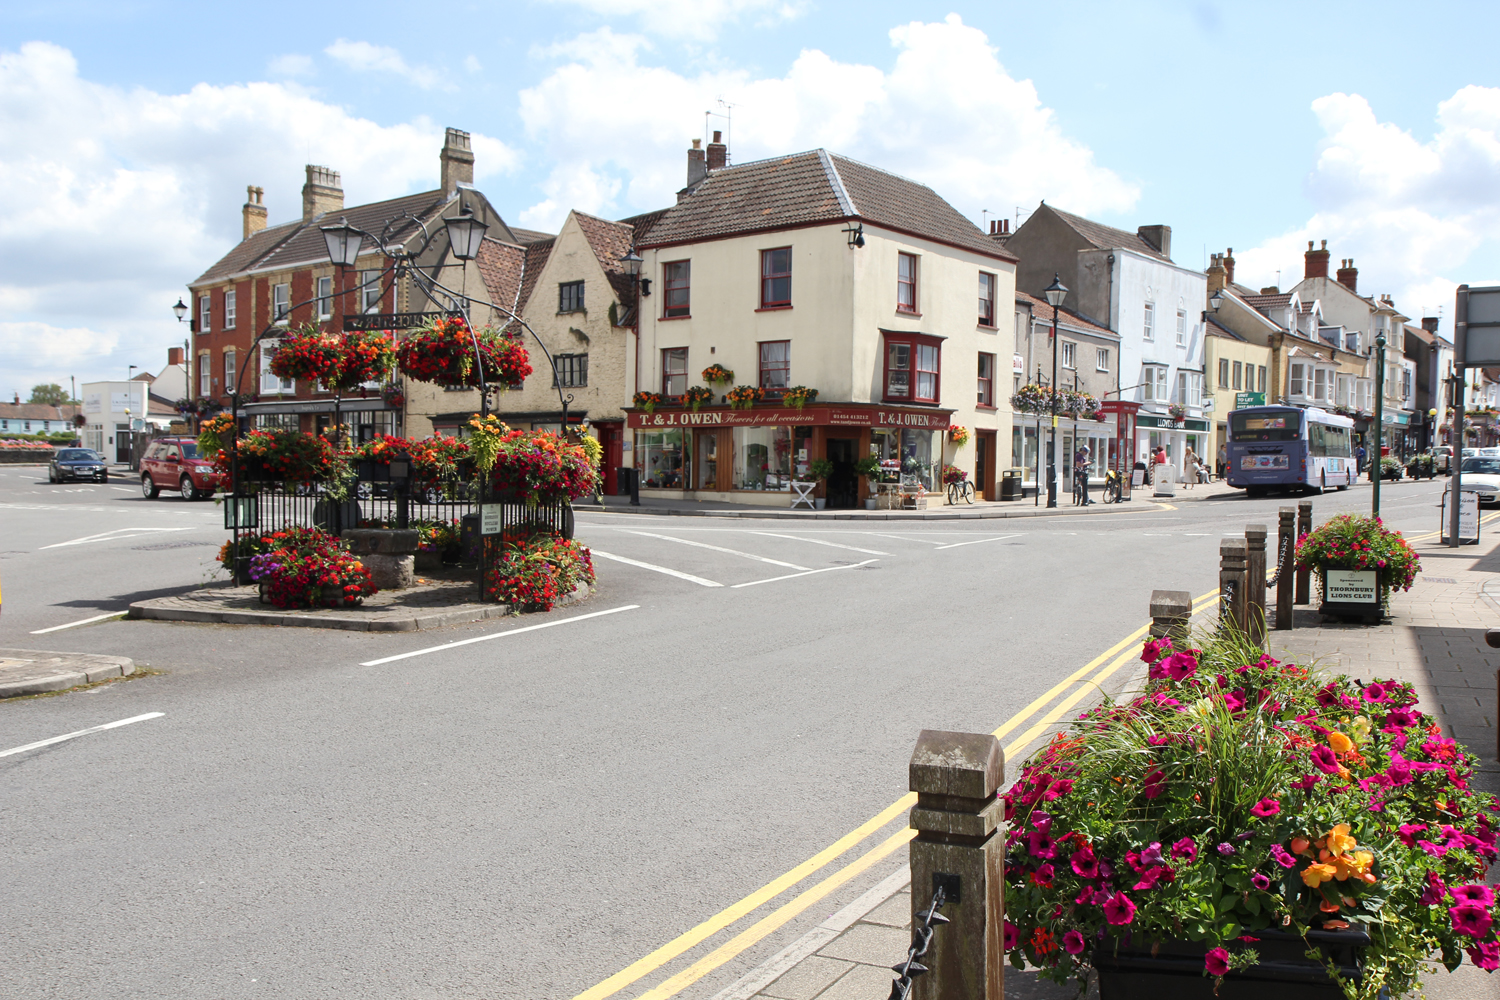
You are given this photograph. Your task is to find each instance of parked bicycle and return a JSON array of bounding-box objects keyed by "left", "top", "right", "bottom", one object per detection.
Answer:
[
  {"left": 947, "top": 478, "right": 975, "bottom": 505},
  {"left": 1101, "top": 468, "right": 1123, "bottom": 503}
]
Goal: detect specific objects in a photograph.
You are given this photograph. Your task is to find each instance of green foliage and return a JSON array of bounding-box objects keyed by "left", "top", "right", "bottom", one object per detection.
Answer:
[
  {"left": 28, "top": 383, "right": 71, "bottom": 405},
  {"left": 807, "top": 458, "right": 834, "bottom": 481}
]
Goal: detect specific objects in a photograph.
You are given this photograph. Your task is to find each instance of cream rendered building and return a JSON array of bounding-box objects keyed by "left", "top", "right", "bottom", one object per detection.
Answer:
[{"left": 630, "top": 148, "right": 1017, "bottom": 507}]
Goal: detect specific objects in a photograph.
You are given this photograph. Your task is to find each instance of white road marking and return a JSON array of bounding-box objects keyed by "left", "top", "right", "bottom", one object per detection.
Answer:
[
  {"left": 109, "top": 486, "right": 135, "bottom": 493},
  {"left": 731, "top": 559, "right": 879, "bottom": 588},
  {"left": 742, "top": 531, "right": 889, "bottom": 556},
  {"left": 0, "top": 712, "right": 165, "bottom": 759},
  {"left": 591, "top": 550, "right": 723, "bottom": 587},
  {"left": 39, "top": 527, "right": 193, "bottom": 549},
  {"left": 30, "top": 611, "right": 128, "bottom": 634},
  {"left": 621, "top": 530, "right": 809, "bottom": 570},
  {"left": 933, "top": 534, "right": 1021, "bottom": 550},
  {"left": 860, "top": 532, "right": 948, "bottom": 545},
  {"left": 360, "top": 605, "right": 641, "bottom": 666}
]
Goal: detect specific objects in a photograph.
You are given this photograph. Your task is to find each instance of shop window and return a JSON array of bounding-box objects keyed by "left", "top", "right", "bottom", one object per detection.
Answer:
[
  {"left": 559, "top": 280, "right": 584, "bottom": 314},
  {"left": 663, "top": 261, "right": 690, "bottom": 318},
  {"left": 554, "top": 353, "right": 588, "bottom": 388},
  {"left": 661, "top": 348, "right": 688, "bottom": 396},
  {"left": 638, "top": 429, "right": 685, "bottom": 487},
  {"left": 733, "top": 426, "right": 792, "bottom": 490},
  {"left": 759, "top": 341, "right": 790, "bottom": 389},
  {"left": 897, "top": 252, "right": 919, "bottom": 313},
  {"left": 317, "top": 276, "right": 333, "bottom": 319},
  {"left": 760, "top": 248, "right": 791, "bottom": 308},
  {"left": 978, "top": 272, "right": 996, "bottom": 327},
  {"left": 883, "top": 333, "right": 941, "bottom": 403},
  {"left": 1061, "top": 341, "right": 1076, "bottom": 370},
  {"left": 977, "top": 353, "right": 994, "bottom": 406},
  {"left": 224, "top": 288, "right": 236, "bottom": 329}
]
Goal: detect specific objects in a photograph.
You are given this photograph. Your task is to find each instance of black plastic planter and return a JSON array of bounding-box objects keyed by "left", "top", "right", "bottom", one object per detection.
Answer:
[{"left": 1094, "top": 927, "right": 1368, "bottom": 1000}]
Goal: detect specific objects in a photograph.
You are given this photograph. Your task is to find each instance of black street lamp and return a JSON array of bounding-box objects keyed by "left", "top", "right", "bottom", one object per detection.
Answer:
[
  {"left": 1044, "top": 273, "right": 1068, "bottom": 508},
  {"left": 1372, "top": 332, "right": 1386, "bottom": 516},
  {"left": 172, "top": 298, "right": 189, "bottom": 322}
]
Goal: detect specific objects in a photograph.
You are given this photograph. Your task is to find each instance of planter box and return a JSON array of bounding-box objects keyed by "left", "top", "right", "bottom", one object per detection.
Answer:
[
  {"left": 1317, "top": 568, "right": 1384, "bottom": 624},
  {"left": 355, "top": 459, "right": 391, "bottom": 483},
  {"left": 1095, "top": 927, "right": 1367, "bottom": 1000}
]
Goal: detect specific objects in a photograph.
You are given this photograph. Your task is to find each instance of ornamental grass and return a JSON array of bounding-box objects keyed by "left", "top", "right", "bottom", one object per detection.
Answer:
[{"left": 1003, "top": 628, "right": 1499, "bottom": 997}]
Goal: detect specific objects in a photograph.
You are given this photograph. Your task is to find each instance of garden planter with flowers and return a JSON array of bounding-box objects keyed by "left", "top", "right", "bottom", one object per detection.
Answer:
[
  {"left": 1295, "top": 514, "right": 1420, "bottom": 624},
  {"left": 1003, "top": 629, "right": 1499, "bottom": 1000},
  {"left": 395, "top": 315, "right": 531, "bottom": 387}
]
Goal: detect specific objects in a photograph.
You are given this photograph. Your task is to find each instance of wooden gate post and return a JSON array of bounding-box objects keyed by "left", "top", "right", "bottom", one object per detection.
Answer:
[
  {"left": 1220, "top": 538, "right": 1248, "bottom": 635},
  {"left": 1245, "top": 524, "right": 1268, "bottom": 648},
  {"left": 1295, "top": 500, "right": 1313, "bottom": 604},
  {"left": 909, "top": 730, "right": 1005, "bottom": 1000},
  {"left": 1276, "top": 506, "right": 1296, "bottom": 630}
]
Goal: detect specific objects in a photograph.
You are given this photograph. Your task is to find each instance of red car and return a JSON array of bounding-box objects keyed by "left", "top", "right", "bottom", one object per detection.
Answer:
[{"left": 140, "top": 437, "right": 218, "bottom": 500}]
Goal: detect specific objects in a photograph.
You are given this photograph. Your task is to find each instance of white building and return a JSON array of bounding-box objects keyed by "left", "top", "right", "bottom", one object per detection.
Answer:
[{"left": 80, "top": 380, "right": 151, "bottom": 462}]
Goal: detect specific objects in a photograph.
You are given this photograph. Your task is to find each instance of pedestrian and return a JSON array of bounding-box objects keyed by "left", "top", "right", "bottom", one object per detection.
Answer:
[
  {"left": 1356, "top": 444, "right": 1366, "bottom": 475},
  {"left": 1216, "top": 442, "right": 1227, "bottom": 480},
  {"left": 1182, "top": 446, "right": 1198, "bottom": 489},
  {"left": 1152, "top": 445, "right": 1167, "bottom": 485},
  {"left": 1074, "top": 445, "right": 1092, "bottom": 505}
]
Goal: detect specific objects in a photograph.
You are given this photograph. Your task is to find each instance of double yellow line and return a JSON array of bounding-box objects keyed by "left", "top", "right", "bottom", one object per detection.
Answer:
[
  {"left": 574, "top": 588, "right": 1221, "bottom": 1000},
  {"left": 1404, "top": 509, "right": 1500, "bottom": 544}
]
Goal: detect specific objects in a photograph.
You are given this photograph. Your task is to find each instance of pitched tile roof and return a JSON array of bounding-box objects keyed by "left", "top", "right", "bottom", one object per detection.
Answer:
[
  {"left": 507, "top": 227, "right": 556, "bottom": 245},
  {"left": 573, "top": 211, "right": 639, "bottom": 304},
  {"left": 1045, "top": 205, "right": 1170, "bottom": 262},
  {"left": 1016, "top": 291, "right": 1115, "bottom": 338},
  {"left": 1240, "top": 292, "right": 1293, "bottom": 314},
  {"left": 638, "top": 150, "right": 1015, "bottom": 263},
  {"left": 0, "top": 403, "right": 80, "bottom": 421},
  {"left": 476, "top": 238, "right": 529, "bottom": 321}
]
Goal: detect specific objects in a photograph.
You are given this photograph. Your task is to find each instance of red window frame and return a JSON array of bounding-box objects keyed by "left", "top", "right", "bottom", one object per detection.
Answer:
[
  {"left": 883, "top": 333, "right": 941, "bottom": 403},
  {"left": 759, "top": 247, "right": 792, "bottom": 308},
  {"left": 661, "top": 347, "right": 688, "bottom": 397},
  {"left": 978, "top": 272, "right": 996, "bottom": 327},
  {"left": 897, "top": 253, "right": 919, "bottom": 313},
  {"left": 663, "top": 260, "right": 690, "bottom": 318},
  {"left": 758, "top": 340, "right": 790, "bottom": 389},
  {"left": 977, "top": 352, "right": 994, "bottom": 407}
]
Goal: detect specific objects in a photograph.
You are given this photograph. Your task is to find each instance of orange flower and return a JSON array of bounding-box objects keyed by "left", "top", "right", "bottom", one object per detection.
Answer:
[
  {"left": 1302, "top": 863, "right": 1338, "bottom": 888},
  {"left": 1324, "top": 824, "right": 1357, "bottom": 857},
  {"left": 1327, "top": 731, "right": 1353, "bottom": 754},
  {"left": 1290, "top": 836, "right": 1312, "bottom": 856}
]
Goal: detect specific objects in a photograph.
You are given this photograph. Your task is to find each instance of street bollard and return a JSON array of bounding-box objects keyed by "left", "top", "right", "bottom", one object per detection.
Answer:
[
  {"left": 1220, "top": 538, "right": 1248, "bottom": 634},
  {"left": 1277, "top": 507, "right": 1295, "bottom": 631},
  {"left": 1295, "top": 500, "right": 1313, "bottom": 604},
  {"left": 1245, "top": 524, "right": 1268, "bottom": 649},
  {"left": 909, "top": 730, "right": 1005, "bottom": 1000},
  {"left": 1149, "top": 590, "right": 1193, "bottom": 641}
]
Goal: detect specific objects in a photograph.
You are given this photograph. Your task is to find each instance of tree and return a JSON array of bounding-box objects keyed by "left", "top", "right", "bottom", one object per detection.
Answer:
[{"left": 28, "top": 383, "right": 70, "bottom": 405}]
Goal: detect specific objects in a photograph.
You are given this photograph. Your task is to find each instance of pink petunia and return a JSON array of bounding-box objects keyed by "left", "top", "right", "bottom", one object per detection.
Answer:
[
  {"left": 1102, "top": 892, "right": 1136, "bottom": 926},
  {"left": 1141, "top": 637, "right": 1170, "bottom": 664},
  {"left": 1250, "top": 798, "right": 1281, "bottom": 818},
  {"left": 1063, "top": 930, "right": 1086, "bottom": 955},
  {"left": 1420, "top": 873, "right": 1448, "bottom": 906},
  {"left": 1031, "top": 863, "right": 1055, "bottom": 888},
  {"left": 1140, "top": 842, "right": 1165, "bottom": 866},
  {"left": 1028, "top": 830, "right": 1057, "bottom": 859},
  {"left": 1361, "top": 682, "right": 1390, "bottom": 702},
  {"left": 1310, "top": 745, "right": 1343, "bottom": 775},
  {"left": 1143, "top": 768, "right": 1169, "bottom": 800},
  {"left": 1004, "top": 920, "right": 1019, "bottom": 950},
  {"left": 1042, "top": 778, "right": 1074, "bottom": 801},
  {"left": 1171, "top": 837, "right": 1198, "bottom": 863},
  {"left": 1397, "top": 823, "right": 1428, "bottom": 847},
  {"left": 1160, "top": 651, "right": 1198, "bottom": 681},
  {"left": 1071, "top": 846, "right": 1100, "bottom": 879},
  {"left": 1468, "top": 941, "right": 1500, "bottom": 971},
  {"left": 1269, "top": 845, "right": 1297, "bottom": 869},
  {"left": 1204, "top": 947, "right": 1230, "bottom": 977},
  {"left": 1133, "top": 865, "right": 1175, "bottom": 891},
  {"left": 1450, "top": 904, "right": 1494, "bottom": 939},
  {"left": 1290, "top": 774, "right": 1321, "bottom": 791},
  {"left": 1252, "top": 872, "right": 1271, "bottom": 890},
  {"left": 1451, "top": 884, "right": 1497, "bottom": 907}
]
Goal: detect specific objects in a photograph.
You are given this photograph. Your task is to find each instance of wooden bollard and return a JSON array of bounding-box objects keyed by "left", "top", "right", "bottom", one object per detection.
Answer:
[
  {"left": 1295, "top": 500, "right": 1313, "bottom": 604},
  {"left": 1220, "top": 537, "right": 1248, "bottom": 634},
  {"left": 1245, "top": 524, "right": 1268, "bottom": 648},
  {"left": 1276, "top": 506, "right": 1295, "bottom": 630},
  {"left": 1149, "top": 590, "right": 1193, "bottom": 641},
  {"left": 909, "top": 730, "right": 1005, "bottom": 1000}
]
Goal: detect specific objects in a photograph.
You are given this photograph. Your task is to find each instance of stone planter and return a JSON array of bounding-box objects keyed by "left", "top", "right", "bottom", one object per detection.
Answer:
[
  {"left": 341, "top": 528, "right": 420, "bottom": 589},
  {"left": 1095, "top": 926, "right": 1368, "bottom": 1000}
]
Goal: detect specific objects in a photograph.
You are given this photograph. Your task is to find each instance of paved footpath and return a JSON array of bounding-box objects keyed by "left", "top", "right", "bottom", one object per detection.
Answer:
[{"left": 703, "top": 522, "right": 1500, "bottom": 1000}]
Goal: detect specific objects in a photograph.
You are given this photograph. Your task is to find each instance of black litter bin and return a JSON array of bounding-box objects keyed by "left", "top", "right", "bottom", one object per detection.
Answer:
[
  {"left": 1000, "top": 467, "right": 1023, "bottom": 501},
  {"left": 615, "top": 467, "right": 636, "bottom": 496}
]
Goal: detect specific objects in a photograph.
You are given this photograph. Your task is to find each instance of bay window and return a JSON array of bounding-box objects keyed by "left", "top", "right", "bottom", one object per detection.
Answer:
[
  {"left": 1176, "top": 370, "right": 1202, "bottom": 407},
  {"left": 1142, "top": 365, "right": 1168, "bottom": 402},
  {"left": 1313, "top": 367, "right": 1330, "bottom": 403},
  {"left": 1289, "top": 363, "right": 1306, "bottom": 397},
  {"left": 883, "top": 333, "right": 941, "bottom": 403}
]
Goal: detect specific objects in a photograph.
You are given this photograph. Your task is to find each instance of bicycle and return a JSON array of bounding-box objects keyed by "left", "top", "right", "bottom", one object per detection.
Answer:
[
  {"left": 1072, "top": 473, "right": 1086, "bottom": 506},
  {"left": 946, "top": 478, "right": 975, "bottom": 505},
  {"left": 1101, "top": 469, "right": 1123, "bottom": 504}
]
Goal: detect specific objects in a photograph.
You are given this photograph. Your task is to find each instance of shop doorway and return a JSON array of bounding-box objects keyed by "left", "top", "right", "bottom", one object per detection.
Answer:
[
  {"left": 598, "top": 423, "right": 622, "bottom": 495},
  {"left": 975, "top": 429, "right": 996, "bottom": 499},
  {"left": 826, "top": 437, "right": 858, "bottom": 509},
  {"left": 695, "top": 431, "right": 719, "bottom": 490}
]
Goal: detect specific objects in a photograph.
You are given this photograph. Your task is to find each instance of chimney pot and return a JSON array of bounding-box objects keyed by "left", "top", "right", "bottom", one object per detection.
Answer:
[
  {"left": 1423, "top": 316, "right": 1440, "bottom": 333},
  {"left": 1304, "top": 239, "right": 1332, "bottom": 280},
  {"left": 242, "top": 184, "right": 268, "bottom": 240},
  {"left": 302, "top": 165, "right": 344, "bottom": 221},
  {"left": 713, "top": 130, "right": 722, "bottom": 143},
  {"left": 440, "top": 127, "right": 475, "bottom": 195},
  {"left": 692, "top": 138, "right": 701, "bottom": 149},
  {"left": 706, "top": 131, "right": 727, "bottom": 171},
  {"left": 168, "top": 347, "right": 184, "bottom": 367},
  {"left": 1223, "top": 247, "right": 1236, "bottom": 285}
]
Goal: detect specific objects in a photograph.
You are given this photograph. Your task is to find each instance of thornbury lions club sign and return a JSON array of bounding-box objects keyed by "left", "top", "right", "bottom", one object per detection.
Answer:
[{"left": 625, "top": 405, "right": 952, "bottom": 430}]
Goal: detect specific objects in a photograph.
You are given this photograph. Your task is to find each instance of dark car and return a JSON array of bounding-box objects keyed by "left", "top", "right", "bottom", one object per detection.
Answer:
[
  {"left": 140, "top": 437, "right": 218, "bottom": 500},
  {"left": 48, "top": 448, "right": 108, "bottom": 483}
]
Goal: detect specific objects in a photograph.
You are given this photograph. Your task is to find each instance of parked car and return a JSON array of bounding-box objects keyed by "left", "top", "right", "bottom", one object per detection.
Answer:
[
  {"left": 48, "top": 448, "right": 108, "bottom": 483},
  {"left": 1460, "top": 457, "right": 1500, "bottom": 505},
  {"left": 140, "top": 437, "right": 217, "bottom": 500},
  {"left": 1432, "top": 445, "right": 1453, "bottom": 473}
]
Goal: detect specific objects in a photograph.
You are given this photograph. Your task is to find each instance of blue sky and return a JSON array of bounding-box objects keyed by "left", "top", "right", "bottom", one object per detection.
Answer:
[{"left": 3, "top": 0, "right": 1498, "bottom": 396}]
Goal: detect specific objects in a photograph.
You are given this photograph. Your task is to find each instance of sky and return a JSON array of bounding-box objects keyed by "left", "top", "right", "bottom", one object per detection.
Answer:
[{"left": 3, "top": 0, "right": 1499, "bottom": 400}]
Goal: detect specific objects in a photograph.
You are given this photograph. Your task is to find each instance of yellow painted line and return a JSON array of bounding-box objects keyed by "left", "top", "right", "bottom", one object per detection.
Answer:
[
  {"left": 572, "top": 588, "right": 1219, "bottom": 1000},
  {"left": 1405, "top": 510, "right": 1500, "bottom": 544},
  {"left": 631, "top": 828, "right": 917, "bottom": 1000}
]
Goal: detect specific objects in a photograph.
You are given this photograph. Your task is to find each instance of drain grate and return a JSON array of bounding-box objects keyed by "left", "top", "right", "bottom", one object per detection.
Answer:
[{"left": 132, "top": 540, "right": 220, "bottom": 551}]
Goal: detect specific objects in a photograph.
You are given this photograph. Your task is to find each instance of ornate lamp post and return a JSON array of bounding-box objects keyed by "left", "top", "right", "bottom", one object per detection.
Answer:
[{"left": 1043, "top": 274, "right": 1068, "bottom": 508}]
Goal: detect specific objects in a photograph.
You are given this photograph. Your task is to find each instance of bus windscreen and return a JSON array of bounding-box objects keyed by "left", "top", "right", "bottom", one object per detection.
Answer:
[{"left": 1230, "top": 410, "right": 1300, "bottom": 442}]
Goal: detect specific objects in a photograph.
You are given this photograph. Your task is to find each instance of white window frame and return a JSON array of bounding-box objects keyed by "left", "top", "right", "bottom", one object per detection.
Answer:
[
  {"left": 1289, "top": 362, "right": 1306, "bottom": 397},
  {"left": 1176, "top": 370, "right": 1202, "bottom": 407},
  {"left": 1142, "top": 365, "right": 1168, "bottom": 402},
  {"left": 1312, "top": 367, "right": 1331, "bottom": 403},
  {"left": 199, "top": 294, "right": 211, "bottom": 334},
  {"left": 1143, "top": 302, "right": 1155, "bottom": 342},
  {"left": 317, "top": 276, "right": 333, "bottom": 319},
  {"left": 272, "top": 283, "right": 290, "bottom": 325},
  {"left": 360, "top": 270, "right": 382, "bottom": 314},
  {"left": 224, "top": 350, "right": 236, "bottom": 393},
  {"left": 1061, "top": 341, "right": 1076, "bottom": 370},
  {"left": 261, "top": 340, "right": 294, "bottom": 394},
  {"left": 1175, "top": 309, "right": 1187, "bottom": 347},
  {"left": 224, "top": 288, "right": 236, "bottom": 329},
  {"left": 1096, "top": 348, "right": 1109, "bottom": 372},
  {"left": 198, "top": 353, "right": 211, "bottom": 395}
]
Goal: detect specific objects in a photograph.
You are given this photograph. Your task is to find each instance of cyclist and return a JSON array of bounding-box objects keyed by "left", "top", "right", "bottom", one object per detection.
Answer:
[{"left": 1074, "top": 446, "right": 1093, "bottom": 505}]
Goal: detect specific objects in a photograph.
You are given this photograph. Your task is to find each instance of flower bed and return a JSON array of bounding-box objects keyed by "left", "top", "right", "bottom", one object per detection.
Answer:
[
  {"left": 1296, "top": 514, "right": 1420, "bottom": 608},
  {"left": 484, "top": 528, "right": 594, "bottom": 611},
  {"left": 216, "top": 527, "right": 333, "bottom": 576},
  {"left": 1003, "top": 631, "right": 1499, "bottom": 998},
  {"left": 247, "top": 530, "right": 377, "bottom": 609},
  {"left": 395, "top": 316, "right": 531, "bottom": 387}
]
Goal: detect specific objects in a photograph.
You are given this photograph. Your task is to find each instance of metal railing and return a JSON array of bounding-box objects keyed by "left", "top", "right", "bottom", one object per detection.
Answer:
[{"left": 887, "top": 885, "right": 950, "bottom": 1000}]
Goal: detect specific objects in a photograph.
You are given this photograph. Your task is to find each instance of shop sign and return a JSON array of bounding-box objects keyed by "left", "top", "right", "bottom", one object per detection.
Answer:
[
  {"left": 1235, "top": 391, "right": 1265, "bottom": 408},
  {"left": 625, "top": 405, "right": 951, "bottom": 430},
  {"left": 1441, "top": 488, "right": 1480, "bottom": 543},
  {"left": 1325, "top": 569, "right": 1378, "bottom": 604},
  {"left": 1013, "top": 353, "right": 1025, "bottom": 373}
]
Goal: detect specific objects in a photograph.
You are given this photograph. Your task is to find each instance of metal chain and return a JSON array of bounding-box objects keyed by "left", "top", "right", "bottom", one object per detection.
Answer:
[
  {"left": 1265, "top": 532, "right": 1292, "bottom": 587},
  {"left": 1220, "top": 578, "right": 1237, "bottom": 625},
  {"left": 888, "top": 886, "right": 950, "bottom": 1000}
]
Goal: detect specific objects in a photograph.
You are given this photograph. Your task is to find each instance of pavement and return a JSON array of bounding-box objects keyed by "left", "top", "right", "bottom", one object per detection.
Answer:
[{"left": 0, "top": 648, "right": 136, "bottom": 697}]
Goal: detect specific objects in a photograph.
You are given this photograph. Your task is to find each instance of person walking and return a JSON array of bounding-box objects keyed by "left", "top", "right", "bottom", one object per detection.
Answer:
[
  {"left": 1217, "top": 442, "right": 1228, "bottom": 480},
  {"left": 1182, "top": 446, "right": 1198, "bottom": 489},
  {"left": 1356, "top": 444, "right": 1367, "bottom": 475},
  {"left": 1074, "top": 445, "right": 1092, "bottom": 505}
]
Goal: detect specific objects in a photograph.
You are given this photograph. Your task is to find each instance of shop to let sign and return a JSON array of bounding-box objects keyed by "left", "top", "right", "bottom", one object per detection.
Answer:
[{"left": 1325, "top": 569, "right": 1378, "bottom": 603}]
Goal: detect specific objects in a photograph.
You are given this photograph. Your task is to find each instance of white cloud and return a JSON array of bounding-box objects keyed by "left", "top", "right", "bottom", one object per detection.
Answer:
[
  {"left": 324, "top": 39, "right": 447, "bottom": 91},
  {"left": 544, "top": 0, "right": 803, "bottom": 42},
  {"left": 516, "top": 15, "right": 1137, "bottom": 230},
  {"left": 1234, "top": 87, "right": 1500, "bottom": 316},
  {"left": 0, "top": 41, "right": 517, "bottom": 395},
  {"left": 268, "top": 53, "right": 314, "bottom": 78}
]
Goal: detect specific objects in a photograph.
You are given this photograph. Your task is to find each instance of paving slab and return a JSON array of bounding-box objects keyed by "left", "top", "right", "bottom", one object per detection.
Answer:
[{"left": 0, "top": 648, "right": 134, "bottom": 697}]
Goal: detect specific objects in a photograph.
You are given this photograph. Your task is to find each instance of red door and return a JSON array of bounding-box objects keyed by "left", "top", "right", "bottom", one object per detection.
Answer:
[{"left": 599, "top": 423, "right": 623, "bottom": 495}]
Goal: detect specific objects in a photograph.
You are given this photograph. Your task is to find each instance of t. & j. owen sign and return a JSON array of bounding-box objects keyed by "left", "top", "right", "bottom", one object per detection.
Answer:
[{"left": 625, "top": 405, "right": 952, "bottom": 431}]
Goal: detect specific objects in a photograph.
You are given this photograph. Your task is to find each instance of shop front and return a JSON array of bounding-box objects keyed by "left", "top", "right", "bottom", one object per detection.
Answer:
[
  {"left": 1135, "top": 414, "right": 1210, "bottom": 474},
  {"left": 625, "top": 403, "right": 953, "bottom": 507}
]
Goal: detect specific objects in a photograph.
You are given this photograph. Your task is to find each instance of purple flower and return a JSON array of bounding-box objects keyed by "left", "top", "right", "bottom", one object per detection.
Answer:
[
  {"left": 1250, "top": 798, "right": 1281, "bottom": 818},
  {"left": 1383, "top": 707, "right": 1419, "bottom": 729},
  {"left": 1468, "top": 941, "right": 1500, "bottom": 971},
  {"left": 1063, "top": 930, "right": 1086, "bottom": 955},
  {"left": 1310, "top": 745, "right": 1343, "bottom": 775},
  {"left": 1027, "top": 830, "right": 1057, "bottom": 859},
  {"left": 1140, "top": 842, "right": 1164, "bottom": 866},
  {"left": 1451, "top": 904, "right": 1494, "bottom": 939},
  {"left": 1362, "top": 682, "right": 1390, "bottom": 702},
  {"left": 1161, "top": 651, "right": 1198, "bottom": 681},
  {"left": 1033, "top": 863, "right": 1055, "bottom": 887},
  {"left": 1217, "top": 842, "right": 1236, "bottom": 857},
  {"left": 1103, "top": 892, "right": 1136, "bottom": 926},
  {"left": 1420, "top": 872, "right": 1448, "bottom": 906},
  {"left": 1269, "top": 844, "right": 1297, "bottom": 869},
  {"left": 1252, "top": 872, "right": 1271, "bottom": 890},
  {"left": 1003, "top": 920, "right": 1019, "bottom": 950},
  {"left": 1204, "top": 947, "right": 1230, "bottom": 976},
  {"left": 1290, "top": 774, "right": 1321, "bottom": 790},
  {"left": 1071, "top": 846, "right": 1100, "bottom": 879}
]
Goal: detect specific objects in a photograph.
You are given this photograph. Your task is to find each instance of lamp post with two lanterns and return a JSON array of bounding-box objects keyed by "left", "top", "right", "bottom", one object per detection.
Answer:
[{"left": 1043, "top": 273, "right": 1068, "bottom": 508}]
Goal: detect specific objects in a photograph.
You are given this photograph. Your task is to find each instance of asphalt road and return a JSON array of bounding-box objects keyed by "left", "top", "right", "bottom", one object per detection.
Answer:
[{"left": 0, "top": 466, "right": 1456, "bottom": 1000}]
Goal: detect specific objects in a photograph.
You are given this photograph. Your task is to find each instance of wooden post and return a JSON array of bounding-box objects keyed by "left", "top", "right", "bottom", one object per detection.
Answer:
[
  {"left": 1220, "top": 538, "right": 1248, "bottom": 635},
  {"left": 1295, "top": 500, "right": 1313, "bottom": 604},
  {"left": 1149, "top": 590, "right": 1193, "bottom": 641},
  {"left": 1276, "top": 506, "right": 1295, "bottom": 630},
  {"left": 909, "top": 730, "right": 1005, "bottom": 1000},
  {"left": 1245, "top": 524, "right": 1267, "bottom": 648}
]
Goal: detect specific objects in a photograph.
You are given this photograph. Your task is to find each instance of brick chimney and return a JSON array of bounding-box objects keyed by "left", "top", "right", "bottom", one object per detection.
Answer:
[
  {"left": 1223, "top": 247, "right": 1235, "bottom": 285},
  {"left": 1137, "top": 224, "right": 1171, "bottom": 259},
  {"left": 242, "top": 185, "right": 267, "bottom": 240},
  {"left": 1206, "top": 253, "right": 1227, "bottom": 295},
  {"left": 1336, "top": 258, "right": 1358, "bottom": 293},
  {"left": 302, "top": 166, "right": 343, "bottom": 221},
  {"left": 1422, "top": 316, "right": 1440, "bottom": 334},
  {"left": 706, "top": 130, "right": 727, "bottom": 171},
  {"left": 440, "top": 127, "right": 475, "bottom": 194},
  {"left": 167, "top": 347, "right": 184, "bottom": 367},
  {"left": 988, "top": 219, "right": 1011, "bottom": 240},
  {"left": 1304, "top": 239, "right": 1330, "bottom": 279},
  {"left": 686, "top": 138, "right": 707, "bottom": 188}
]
